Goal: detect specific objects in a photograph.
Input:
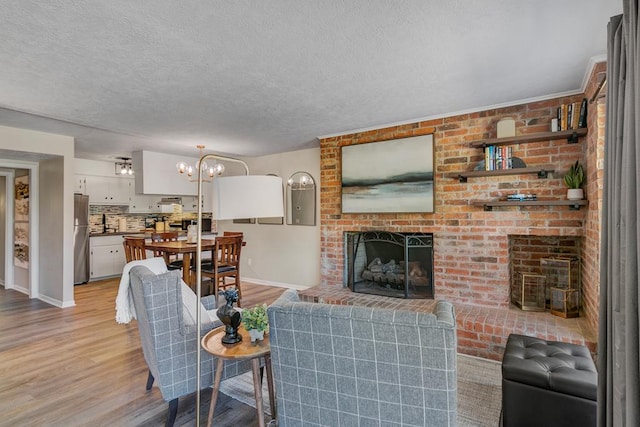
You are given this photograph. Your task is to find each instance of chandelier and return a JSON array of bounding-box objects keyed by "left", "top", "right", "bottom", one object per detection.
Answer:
[
  {"left": 176, "top": 145, "right": 225, "bottom": 182},
  {"left": 115, "top": 157, "right": 134, "bottom": 176}
]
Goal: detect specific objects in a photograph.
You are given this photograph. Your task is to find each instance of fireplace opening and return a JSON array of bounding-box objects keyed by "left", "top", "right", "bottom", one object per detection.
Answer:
[
  {"left": 344, "top": 231, "right": 433, "bottom": 299},
  {"left": 509, "top": 235, "right": 582, "bottom": 316}
]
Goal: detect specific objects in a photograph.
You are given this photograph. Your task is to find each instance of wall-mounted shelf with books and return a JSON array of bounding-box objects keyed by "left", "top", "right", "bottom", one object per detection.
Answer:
[
  {"left": 469, "top": 128, "right": 587, "bottom": 148},
  {"left": 471, "top": 199, "right": 588, "bottom": 211},
  {"left": 446, "top": 166, "right": 554, "bottom": 183}
]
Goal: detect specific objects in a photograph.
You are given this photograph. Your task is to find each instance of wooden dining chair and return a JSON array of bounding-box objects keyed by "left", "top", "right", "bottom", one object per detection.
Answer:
[
  {"left": 200, "top": 235, "right": 243, "bottom": 305},
  {"left": 123, "top": 237, "right": 147, "bottom": 263},
  {"left": 150, "top": 232, "right": 182, "bottom": 270}
]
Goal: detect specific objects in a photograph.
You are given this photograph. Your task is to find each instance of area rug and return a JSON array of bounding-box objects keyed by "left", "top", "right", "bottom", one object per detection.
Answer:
[{"left": 219, "top": 354, "right": 502, "bottom": 426}]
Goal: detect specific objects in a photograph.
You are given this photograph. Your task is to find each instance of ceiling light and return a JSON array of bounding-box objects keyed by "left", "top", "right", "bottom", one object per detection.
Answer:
[
  {"left": 176, "top": 145, "right": 225, "bottom": 182},
  {"left": 115, "top": 157, "right": 133, "bottom": 176}
]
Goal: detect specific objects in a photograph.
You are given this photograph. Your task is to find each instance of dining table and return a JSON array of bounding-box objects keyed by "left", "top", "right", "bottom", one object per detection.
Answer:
[{"left": 145, "top": 238, "right": 217, "bottom": 285}]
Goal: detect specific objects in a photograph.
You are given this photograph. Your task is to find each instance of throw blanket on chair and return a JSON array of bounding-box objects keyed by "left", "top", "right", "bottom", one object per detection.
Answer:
[{"left": 115, "top": 257, "right": 168, "bottom": 324}]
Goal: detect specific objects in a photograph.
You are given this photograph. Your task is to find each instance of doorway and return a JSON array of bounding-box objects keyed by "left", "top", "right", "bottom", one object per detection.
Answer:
[
  {"left": 0, "top": 161, "right": 38, "bottom": 299},
  {"left": 0, "top": 170, "right": 15, "bottom": 290}
]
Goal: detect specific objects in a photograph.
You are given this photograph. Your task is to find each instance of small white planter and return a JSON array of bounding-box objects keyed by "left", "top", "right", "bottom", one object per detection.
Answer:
[
  {"left": 248, "top": 329, "right": 265, "bottom": 342},
  {"left": 567, "top": 189, "right": 584, "bottom": 200}
]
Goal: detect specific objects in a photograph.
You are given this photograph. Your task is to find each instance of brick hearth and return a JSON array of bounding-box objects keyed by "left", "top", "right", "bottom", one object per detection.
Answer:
[{"left": 299, "top": 285, "right": 596, "bottom": 361}]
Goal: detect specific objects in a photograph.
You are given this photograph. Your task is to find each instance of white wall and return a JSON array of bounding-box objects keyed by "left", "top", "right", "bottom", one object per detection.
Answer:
[
  {"left": 0, "top": 176, "right": 5, "bottom": 284},
  {"left": 0, "top": 125, "right": 75, "bottom": 307},
  {"left": 39, "top": 157, "right": 65, "bottom": 301},
  {"left": 216, "top": 147, "right": 320, "bottom": 288},
  {"left": 75, "top": 158, "right": 121, "bottom": 176}
]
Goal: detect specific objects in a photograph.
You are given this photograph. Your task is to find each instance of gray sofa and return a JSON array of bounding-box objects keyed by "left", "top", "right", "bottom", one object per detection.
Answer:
[
  {"left": 267, "top": 289, "right": 457, "bottom": 427},
  {"left": 128, "top": 266, "right": 251, "bottom": 426}
]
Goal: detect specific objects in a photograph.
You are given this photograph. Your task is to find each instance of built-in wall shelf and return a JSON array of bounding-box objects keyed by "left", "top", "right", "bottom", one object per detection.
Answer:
[
  {"left": 469, "top": 128, "right": 588, "bottom": 148},
  {"left": 447, "top": 166, "right": 555, "bottom": 183},
  {"left": 471, "top": 199, "right": 588, "bottom": 211}
]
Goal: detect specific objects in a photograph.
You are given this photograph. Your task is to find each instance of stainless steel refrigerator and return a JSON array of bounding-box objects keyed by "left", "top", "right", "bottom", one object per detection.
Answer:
[{"left": 74, "top": 194, "right": 90, "bottom": 284}]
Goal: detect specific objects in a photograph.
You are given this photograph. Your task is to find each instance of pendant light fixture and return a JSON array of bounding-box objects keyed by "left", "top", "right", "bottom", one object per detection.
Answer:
[
  {"left": 176, "top": 145, "right": 225, "bottom": 182},
  {"left": 114, "top": 157, "right": 134, "bottom": 176}
]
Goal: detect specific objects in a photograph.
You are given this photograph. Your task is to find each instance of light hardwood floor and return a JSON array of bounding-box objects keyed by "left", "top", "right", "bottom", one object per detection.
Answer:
[{"left": 0, "top": 278, "right": 286, "bottom": 427}]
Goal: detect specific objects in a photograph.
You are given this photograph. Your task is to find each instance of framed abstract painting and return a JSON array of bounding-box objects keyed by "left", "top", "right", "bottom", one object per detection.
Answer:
[{"left": 341, "top": 134, "right": 434, "bottom": 213}]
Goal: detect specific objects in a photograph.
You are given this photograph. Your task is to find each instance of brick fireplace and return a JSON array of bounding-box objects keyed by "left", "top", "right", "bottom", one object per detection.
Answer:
[
  {"left": 318, "top": 62, "right": 606, "bottom": 346},
  {"left": 320, "top": 103, "right": 591, "bottom": 309}
]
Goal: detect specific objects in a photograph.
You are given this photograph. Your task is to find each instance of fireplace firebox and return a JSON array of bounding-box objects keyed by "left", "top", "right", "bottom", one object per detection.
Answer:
[{"left": 344, "top": 231, "right": 433, "bottom": 299}]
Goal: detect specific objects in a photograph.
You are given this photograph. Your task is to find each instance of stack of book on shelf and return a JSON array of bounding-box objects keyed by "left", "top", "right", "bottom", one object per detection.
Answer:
[
  {"left": 558, "top": 98, "right": 588, "bottom": 131},
  {"left": 507, "top": 193, "right": 537, "bottom": 201},
  {"left": 484, "top": 145, "right": 513, "bottom": 171}
]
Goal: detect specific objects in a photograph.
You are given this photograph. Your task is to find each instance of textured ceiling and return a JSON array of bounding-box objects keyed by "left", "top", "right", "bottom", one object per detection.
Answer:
[{"left": 0, "top": 1, "right": 623, "bottom": 161}]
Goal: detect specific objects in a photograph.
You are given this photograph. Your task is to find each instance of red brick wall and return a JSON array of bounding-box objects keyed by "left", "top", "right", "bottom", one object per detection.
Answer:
[
  {"left": 581, "top": 62, "right": 607, "bottom": 334},
  {"left": 320, "top": 73, "right": 603, "bottom": 312},
  {"left": 509, "top": 236, "right": 582, "bottom": 275}
]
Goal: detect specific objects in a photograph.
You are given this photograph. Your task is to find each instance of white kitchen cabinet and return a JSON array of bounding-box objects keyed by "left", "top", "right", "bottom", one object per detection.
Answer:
[
  {"left": 75, "top": 175, "right": 87, "bottom": 194},
  {"left": 182, "top": 193, "right": 213, "bottom": 212},
  {"left": 91, "top": 245, "right": 124, "bottom": 279},
  {"left": 85, "top": 176, "right": 132, "bottom": 205},
  {"left": 129, "top": 193, "right": 160, "bottom": 213},
  {"left": 181, "top": 196, "right": 199, "bottom": 212},
  {"left": 90, "top": 235, "right": 128, "bottom": 279},
  {"left": 113, "top": 178, "right": 132, "bottom": 204},
  {"left": 133, "top": 151, "right": 200, "bottom": 196},
  {"left": 202, "top": 187, "right": 213, "bottom": 212}
]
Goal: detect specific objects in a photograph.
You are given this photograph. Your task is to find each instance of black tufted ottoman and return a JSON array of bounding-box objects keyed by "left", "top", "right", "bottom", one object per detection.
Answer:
[{"left": 501, "top": 334, "right": 597, "bottom": 427}]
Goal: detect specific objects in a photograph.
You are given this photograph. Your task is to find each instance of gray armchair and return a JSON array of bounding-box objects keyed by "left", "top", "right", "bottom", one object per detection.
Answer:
[
  {"left": 268, "top": 289, "right": 457, "bottom": 427},
  {"left": 128, "top": 266, "right": 251, "bottom": 426}
]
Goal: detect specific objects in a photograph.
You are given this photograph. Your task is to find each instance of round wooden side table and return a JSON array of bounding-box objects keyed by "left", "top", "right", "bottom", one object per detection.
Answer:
[{"left": 201, "top": 325, "right": 276, "bottom": 427}]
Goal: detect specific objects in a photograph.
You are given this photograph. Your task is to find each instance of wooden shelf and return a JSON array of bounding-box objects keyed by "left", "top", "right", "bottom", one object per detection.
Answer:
[
  {"left": 469, "top": 128, "right": 587, "bottom": 148},
  {"left": 454, "top": 127, "right": 589, "bottom": 209},
  {"left": 471, "top": 199, "right": 588, "bottom": 211},
  {"left": 447, "top": 166, "right": 554, "bottom": 182}
]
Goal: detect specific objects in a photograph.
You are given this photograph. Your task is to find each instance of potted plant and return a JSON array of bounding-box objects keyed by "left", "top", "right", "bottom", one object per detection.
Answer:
[
  {"left": 241, "top": 304, "right": 269, "bottom": 342},
  {"left": 563, "top": 160, "right": 585, "bottom": 200}
]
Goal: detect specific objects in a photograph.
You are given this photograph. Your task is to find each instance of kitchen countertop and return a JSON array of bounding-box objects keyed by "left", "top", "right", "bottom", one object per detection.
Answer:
[
  {"left": 90, "top": 231, "right": 147, "bottom": 237},
  {"left": 89, "top": 229, "right": 192, "bottom": 238},
  {"left": 89, "top": 228, "right": 216, "bottom": 238}
]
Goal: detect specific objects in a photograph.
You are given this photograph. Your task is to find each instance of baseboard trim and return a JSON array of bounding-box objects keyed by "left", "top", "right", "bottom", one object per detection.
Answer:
[
  {"left": 242, "top": 277, "right": 312, "bottom": 291},
  {"left": 11, "top": 285, "right": 29, "bottom": 295},
  {"left": 38, "top": 293, "right": 76, "bottom": 308}
]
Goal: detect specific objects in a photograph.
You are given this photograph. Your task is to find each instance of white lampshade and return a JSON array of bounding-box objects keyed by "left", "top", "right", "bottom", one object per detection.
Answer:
[{"left": 213, "top": 175, "right": 284, "bottom": 220}]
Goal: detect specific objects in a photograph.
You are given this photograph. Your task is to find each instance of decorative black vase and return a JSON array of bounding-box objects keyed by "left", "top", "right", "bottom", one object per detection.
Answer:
[{"left": 217, "top": 288, "right": 242, "bottom": 344}]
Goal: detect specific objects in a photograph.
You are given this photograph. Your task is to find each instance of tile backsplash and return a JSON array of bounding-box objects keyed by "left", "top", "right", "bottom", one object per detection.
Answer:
[{"left": 88, "top": 205, "right": 206, "bottom": 234}]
